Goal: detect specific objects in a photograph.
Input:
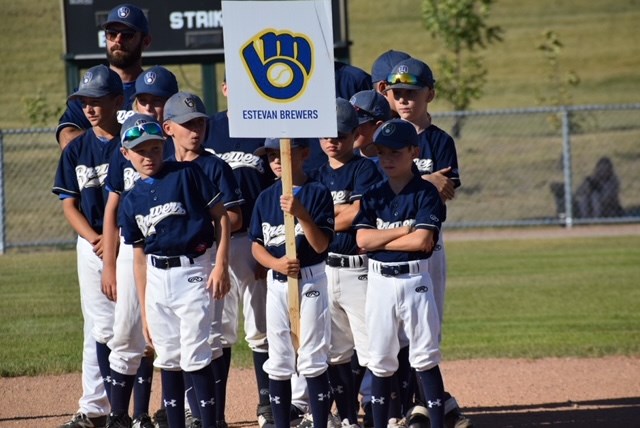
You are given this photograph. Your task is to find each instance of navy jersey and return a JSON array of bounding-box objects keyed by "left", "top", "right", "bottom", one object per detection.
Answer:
[
  {"left": 310, "top": 155, "right": 382, "bottom": 255},
  {"left": 52, "top": 129, "right": 121, "bottom": 233},
  {"left": 120, "top": 161, "right": 222, "bottom": 257},
  {"left": 105, "top": 148, "right": 140, "bottom": 227},
  {"left": 167, "top": 150, "right": 244, "bottom": 210},
  {"left": 334, "top": 61, "right": 373, "bottom": 100},
  {"left": 302, "top": 138, "right": 329, "bottom": 177},
  {"left": 249, "top": 179, "right": 334, "bottom": 267},
  {"left": 56, "top": 79, "right": 136, "bottom": 142},
  {"left": 353, "top": 175, "right": 443, "bottom": 263},
  {"left": 415, "top": 124, "right": 461, "bottom": 188},
  {"left": 203, "top": 111, "right": 275, "bottom": 231}
]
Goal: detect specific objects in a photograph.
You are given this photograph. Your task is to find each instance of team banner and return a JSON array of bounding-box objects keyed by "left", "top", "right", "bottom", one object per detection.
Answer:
[{"left": 222, "top": 0, "right": 337, "bottom": 138}]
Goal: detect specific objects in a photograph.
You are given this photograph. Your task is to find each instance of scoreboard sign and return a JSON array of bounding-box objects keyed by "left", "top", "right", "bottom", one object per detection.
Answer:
[{"left": 61, "top": 0, "right": 350, "bottom": 65}]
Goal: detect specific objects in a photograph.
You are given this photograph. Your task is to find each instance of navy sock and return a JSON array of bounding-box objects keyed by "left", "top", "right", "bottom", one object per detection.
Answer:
[
  {"left": 397, "top": 346, "right": 413, "bottom": 414},
  {"left": 133, "top": 355, "right": 154, "bottom": 418},
  {"left": 306, "top": 372, "right": 332, "bottom": 428},
  {"left": 253, "top": 351, "right": 271, "bottom": 406},
  {"left": 211, "top": 355, "right": 227, "bottom": 422},
  {"left": 161, "top": 369, "right": 186, "bottom": 428},
  {"left": 222, "top": 347, "right": 232, "bottom": 378},
  {"left": 371, "top": 374, "right": 391, "bottom": 428},
  {"left": 416, "top": 366, "right": 445, "bottom": 428},
  {"left": 269, "top": 379, "right": 292, "bottom": 428},
  {"left": 188, "top": 364, "right": 217, "bottom": 428},
  {"left": 95, "top": 341, "right": 112, "bottom": 404},
  {"left": 109, "top": 369, "right": 135, "bottom": 415},
  {"left": 184, "top": 371, "right": 201, "bottom": 420},
  {"left": 351, "top": 354, "right": 366, "bottom": 408},
  {"left": 389, "top": 373, "right": 401, "bottom": 419},
  {"left": 329, "top": 362, "right": 357, "bottom": 423}
]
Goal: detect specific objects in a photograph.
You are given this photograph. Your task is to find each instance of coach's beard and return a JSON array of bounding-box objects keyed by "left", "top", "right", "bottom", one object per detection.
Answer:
[{"left": 107, "top": 44, "right": 143, "bottom": 69}]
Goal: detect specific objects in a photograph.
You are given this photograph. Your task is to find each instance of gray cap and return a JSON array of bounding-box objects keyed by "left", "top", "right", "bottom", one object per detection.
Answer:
[
  {"left": 121, "top": 113, "right": 165, "bottom": 149},
  {"left": 254, "top": 138, "right": 311, "bottom": 157},
  {"left": 336, "top": 97, "right": 359, "bottom": 135},
  {"left": 163, "top": 92, "right": 208, "bottom": 124},
  {"left": 68, "top": 65, "right": 123, "bottom": 100}
]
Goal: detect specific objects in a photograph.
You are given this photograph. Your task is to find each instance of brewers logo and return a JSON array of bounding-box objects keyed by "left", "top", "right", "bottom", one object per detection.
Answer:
[{"left": 241, "top": 29, "right": 314, "bottom": 102}]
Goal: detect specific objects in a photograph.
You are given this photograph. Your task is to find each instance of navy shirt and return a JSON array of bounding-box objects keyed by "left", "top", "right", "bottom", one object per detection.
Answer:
[
  {"left": 310, "top": 155, "right": 382, "bottom": 255},
  {"left": 353, "top": 175, "right": 443, "bottom": 263},
  {"left": 249, "top": 178, "right": 334, "bottom": 267},
  {"left": 52, "top": 129, "right": 121, "bottom": 234},
  {"left": 120, "top": 161, "right": 222, "bottom": 257},
  {"left": 204, "top": 111, "right": 275, "bottom": 232},
  {"left": 167, "top": 150, "right": 244, "bottom": 210}
]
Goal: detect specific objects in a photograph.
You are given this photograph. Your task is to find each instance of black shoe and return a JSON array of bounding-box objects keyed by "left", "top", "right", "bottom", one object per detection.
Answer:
[
  {"left": 257, "top": 404, "right": 275, "bottom": 428},
  {"left": 105, "top": 412, "right": 132, "bottom": 428}
]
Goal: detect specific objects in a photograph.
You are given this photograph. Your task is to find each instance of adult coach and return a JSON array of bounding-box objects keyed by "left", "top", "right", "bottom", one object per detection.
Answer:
[{"left": 57, "top": 3, "right": 151, "bottom": 150}]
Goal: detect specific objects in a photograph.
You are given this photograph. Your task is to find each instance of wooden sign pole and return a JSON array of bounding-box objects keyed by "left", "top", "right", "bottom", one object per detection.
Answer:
[{"left": 280, "top": 138, "right": 300, "bottom": 351}]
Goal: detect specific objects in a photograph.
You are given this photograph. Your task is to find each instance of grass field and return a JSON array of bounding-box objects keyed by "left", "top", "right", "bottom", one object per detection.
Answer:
[
  {"left": 1, "top": 235, "right": 639, "bottom": 377},
  {"left": 0, "top": 0, "right": 639, "bottom": 129}
]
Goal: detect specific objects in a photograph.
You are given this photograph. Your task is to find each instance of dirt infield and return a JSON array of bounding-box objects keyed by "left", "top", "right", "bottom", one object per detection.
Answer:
[{"left": 1, "top": 356, "right": 639, "bottom": 427}]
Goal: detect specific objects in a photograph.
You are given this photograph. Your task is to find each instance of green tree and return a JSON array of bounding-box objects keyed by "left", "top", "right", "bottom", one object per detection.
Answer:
[
  {"left": 422, "top": 0, "right": 503, "bottom": 136},
  {"left": 535, "top": 30, "right": 581, "bottom": 131}
]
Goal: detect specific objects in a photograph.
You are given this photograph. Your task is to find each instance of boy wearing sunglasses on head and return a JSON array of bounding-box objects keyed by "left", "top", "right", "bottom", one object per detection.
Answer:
[
  {"left": 118, "top": 112, "right": 232, "bottom": 428},
  {"left": 385, "top": 59, "right": 472, "bottom": 428},
  {"left": 99, "top": 65, "right": 182, "bottom": 428},
  {"left": 53, "top": 64, "right": 124, "bottom": 428}
]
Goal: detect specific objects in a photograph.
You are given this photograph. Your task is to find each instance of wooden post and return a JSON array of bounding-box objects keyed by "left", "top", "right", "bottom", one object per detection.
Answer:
[{"left": 280, "top": 138, "right": 300, "bottom": 351}]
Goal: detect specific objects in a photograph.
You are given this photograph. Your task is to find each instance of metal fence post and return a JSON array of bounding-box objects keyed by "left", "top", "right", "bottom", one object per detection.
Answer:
[
  {"left": 560, "top": 108, "right": 574, "bottom": 228},
  {"left": 0, "top": 130, "right": 5, "bottom": 254}
]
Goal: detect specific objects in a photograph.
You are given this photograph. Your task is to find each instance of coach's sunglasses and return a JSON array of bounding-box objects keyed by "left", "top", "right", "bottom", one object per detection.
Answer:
[
  {"left": 105, "top": 29, "right": 137, "bottom": 42},
  {"left": 122, "top": 122, "right": 164, "bottom": 142},
  {"left": 386, "top": 72, "right": 427, "bottom": 87}
]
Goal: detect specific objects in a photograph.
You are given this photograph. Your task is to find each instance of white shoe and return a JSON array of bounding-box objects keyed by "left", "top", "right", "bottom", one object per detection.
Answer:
[
  {"left": 340, "top": 418, "right": 362, "bottom": 428},
  {"left": 387, "top": 417, "right": 407, "bottom": 428}
]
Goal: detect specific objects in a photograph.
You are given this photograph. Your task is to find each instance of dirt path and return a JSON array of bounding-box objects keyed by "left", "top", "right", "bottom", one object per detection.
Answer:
[{"left": 1, "top": 356, "right": 639, "bottom": 427}]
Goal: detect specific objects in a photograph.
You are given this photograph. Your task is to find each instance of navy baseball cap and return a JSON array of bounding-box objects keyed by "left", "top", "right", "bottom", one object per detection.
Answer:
[
  {"left": 68, "top": 65, "right": 123, "bottom": 100},
  {"left": 373, "top": 119, "right": 418, "bottom": 149},
  {"left": 336, "top": 97, "right": 359, "bottom": 135},
  {"left": 254, "top": 138, "right": 311, "bottom": 156},
  {"left": 121, "top": 113, "right": 165, "bottom": 149},
  {"left": 387, "top": 58, "right": 435, "bottom": 90},
  {"left": 163, "top": 92, "right": 208, "bottom": 124},
  {"left": 371, "top": 50, "right": 411, "bottom": 83},
  {"left": 103, "top": 4, "right": 149, "bottom": 34},
  {"left": 349, "top": 90, "right": 392, "bottom": 125},
  {"left": 134, "top": 66, "right": 179, "bottom": 99}
]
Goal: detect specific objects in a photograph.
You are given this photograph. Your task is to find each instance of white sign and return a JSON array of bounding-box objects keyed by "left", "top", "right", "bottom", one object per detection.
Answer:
[{"left": 222, "top": 0, "right": 336, "bottom": 138}]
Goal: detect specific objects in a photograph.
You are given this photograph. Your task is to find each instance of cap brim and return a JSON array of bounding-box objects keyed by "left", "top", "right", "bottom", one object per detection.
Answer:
[
  {"left": 386, "top": 83, "right": 426, "bottom": 91},
  {"left": 103, "top": 20, "right": 144, "bottom": 33},
  {"left": 68, "top": 89, "right": 110, "bottom": 100},
  {"left": 374, "top": 140, "right": 413, "bottom": 150},
  {"left": 122, "top": 133, "right": 165, "bottom": 149},
  {"left": 167, "top": 112, "right": 208, "bottom": 125}
]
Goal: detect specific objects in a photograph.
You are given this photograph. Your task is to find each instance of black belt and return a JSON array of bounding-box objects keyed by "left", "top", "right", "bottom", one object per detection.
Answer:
[
  {"left": 272, "top": 271, "right": 301, "bottom": 282},
  {"left": 379, "top": 264, "right": 411, "bottom": 277},
  {"left": 326, "top": 254, "right": 365, "bottom": 268},
  {"left": 151, "top": 255, "right": 194, "bottom": 270}
]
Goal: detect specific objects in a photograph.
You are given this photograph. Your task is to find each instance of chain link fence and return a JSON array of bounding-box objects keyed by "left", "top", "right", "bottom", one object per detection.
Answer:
[{"left": 1, "top": 104, "right": 639, "bottom": 252}]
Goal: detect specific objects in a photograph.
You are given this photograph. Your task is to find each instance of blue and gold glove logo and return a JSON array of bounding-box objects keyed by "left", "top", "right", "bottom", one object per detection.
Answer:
[{"left": 241, "top": 29, "right": 314, "bottom": 102}]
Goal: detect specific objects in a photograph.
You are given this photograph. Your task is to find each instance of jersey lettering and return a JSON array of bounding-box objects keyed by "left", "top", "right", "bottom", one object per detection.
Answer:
[
  {"left": 123, "top": 167, "right": 140, "bottom": 192},
  {"left": 117, "top": 109, "right": 134, "bottom": 124},
  {"left": 414, "top": 158, "right": 433, "bottom": 174},
  {"left": 331, "top": 190, "right": 352, "bottom": 205},
  {"left": 376, "top": 218, "right": 415, "bottom": 230},
  {"left": 261, "top": 222, "right": 304, "bottom": 247},
  {"left": 216, "top": 151, "right": 265, "bottom": 173},
  {"left": 135, "top": 202, "right": 186, "bottom": 237},
  {"left": 76, "top": 163, "right": 109, "bottom": 190}
]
